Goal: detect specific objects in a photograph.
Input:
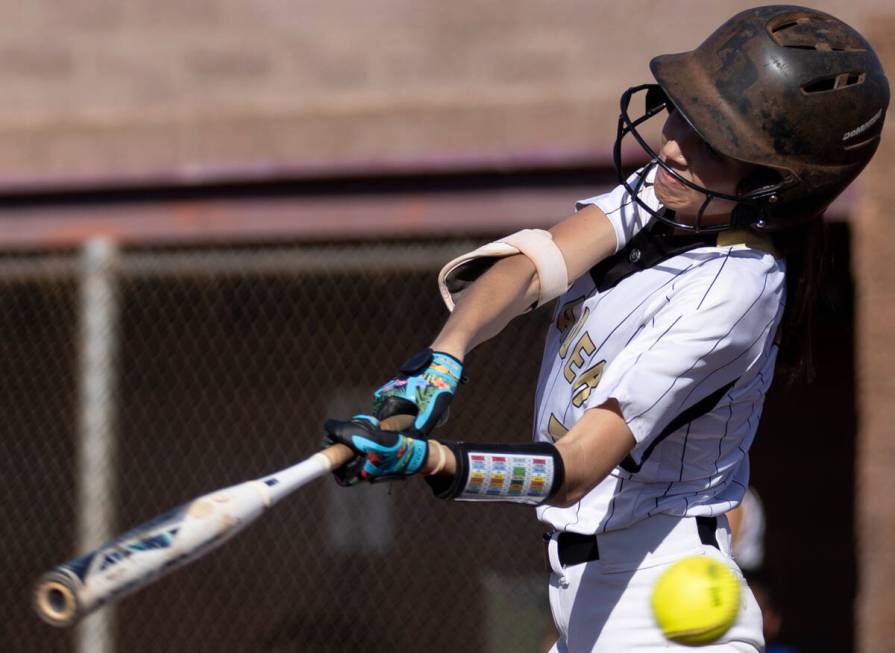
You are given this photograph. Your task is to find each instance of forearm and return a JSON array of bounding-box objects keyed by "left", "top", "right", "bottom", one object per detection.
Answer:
[
  {"left": 431, "top": 253, "right": 540, "bottom": 360},
  {"left": 432, "top": 206, "right": 618, "bottom": 361},
  {"left": 550, "top": 401, "right": 634, "bottom": 506},
  {"left": 419, "top": 399, "right": 635, "bottom": 508}
]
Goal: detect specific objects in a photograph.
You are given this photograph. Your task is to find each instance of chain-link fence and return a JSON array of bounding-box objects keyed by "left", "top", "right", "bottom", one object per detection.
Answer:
[{"left": 4, "top": 237, "right": 558, "bottom": 653}]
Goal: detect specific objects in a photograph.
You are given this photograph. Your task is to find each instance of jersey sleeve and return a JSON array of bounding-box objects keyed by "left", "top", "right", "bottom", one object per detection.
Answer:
[{"left": 583, "top": 249, "right": 785, "bottom": 464}]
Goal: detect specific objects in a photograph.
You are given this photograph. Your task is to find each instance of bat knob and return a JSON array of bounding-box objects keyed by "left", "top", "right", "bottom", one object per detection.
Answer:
[{"left": 34, "top": 573, "right": 79, "bottom": 627}]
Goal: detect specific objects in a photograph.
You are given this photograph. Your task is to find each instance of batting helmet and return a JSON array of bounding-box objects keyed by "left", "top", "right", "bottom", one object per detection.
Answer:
[{"left": 614, "top": 4, "right": 890, "bottom": 232}]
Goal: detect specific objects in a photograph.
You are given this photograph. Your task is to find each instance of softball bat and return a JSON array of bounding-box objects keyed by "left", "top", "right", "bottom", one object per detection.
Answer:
[
  {"left": 32, "top": 442, "right": 357, "bottom": 627},
  {"left": 33, "top": 413, "right": 415, "bottom": 627}
]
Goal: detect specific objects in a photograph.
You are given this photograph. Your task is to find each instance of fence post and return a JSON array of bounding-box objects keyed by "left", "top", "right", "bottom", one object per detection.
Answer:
[{"left": 74, "top": 237, "right": 121, "bottom": 653}]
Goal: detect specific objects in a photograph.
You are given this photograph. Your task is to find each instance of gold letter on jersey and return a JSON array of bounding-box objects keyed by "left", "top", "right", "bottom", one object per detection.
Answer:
[
  {"left": 559, "top": 306, "right": 590, "bottom": 359},
  {"left": 548, "top": 414, "right": 569, "bottom": 441},
  {"left": 571, "top": 360, "right": 606, "bottom": 408},
  {"left": 563, "top": 332, "right": 596, "bottom": 383},
  {"left": 556, "top": 296, "right": 585, "bottom": 334}
]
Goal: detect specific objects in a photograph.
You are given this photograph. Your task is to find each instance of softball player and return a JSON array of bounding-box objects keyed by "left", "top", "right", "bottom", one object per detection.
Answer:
[{"left": 324, "top": 6, "right": 889, "bottom": 651}]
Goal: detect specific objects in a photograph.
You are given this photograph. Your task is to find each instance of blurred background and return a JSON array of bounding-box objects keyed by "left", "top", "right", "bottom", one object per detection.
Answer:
[{"left": 2, "top": 1, "right": 893, "bottom": 651}]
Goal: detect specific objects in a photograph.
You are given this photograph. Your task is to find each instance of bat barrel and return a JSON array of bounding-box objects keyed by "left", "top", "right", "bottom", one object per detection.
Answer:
[
  {"left": 31, "top": 480, "right": 276, "bottom": 628},
  {"left": 34, "top": 570, "right": 81, "bottom": 627},
  {"left": 32, "top": 446, "right": 352, "bottom": 628}
]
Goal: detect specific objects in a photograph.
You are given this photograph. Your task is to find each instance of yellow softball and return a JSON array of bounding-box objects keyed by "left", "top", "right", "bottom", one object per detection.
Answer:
[{"left": 651, "top": 555, "right": 741, "bottom": 646}]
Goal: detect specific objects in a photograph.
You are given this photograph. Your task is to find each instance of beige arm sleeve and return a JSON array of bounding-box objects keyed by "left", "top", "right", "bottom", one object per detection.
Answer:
[{"left": 438, "top": 229, "right": 568, "bottom": 312}]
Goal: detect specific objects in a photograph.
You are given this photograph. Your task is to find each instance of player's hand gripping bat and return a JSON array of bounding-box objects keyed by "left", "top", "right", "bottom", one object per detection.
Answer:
[{"left": 33, "top": 415, "right": 414, "bottom": 627}]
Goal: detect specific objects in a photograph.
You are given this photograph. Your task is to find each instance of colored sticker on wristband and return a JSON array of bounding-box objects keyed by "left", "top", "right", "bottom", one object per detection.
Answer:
[{"left": 458, "top": 452, "right": 555, "bottom": 505}]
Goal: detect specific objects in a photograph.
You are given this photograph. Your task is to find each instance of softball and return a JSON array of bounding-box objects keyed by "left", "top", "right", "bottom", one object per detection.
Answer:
[{"left": 651, "top": 555, "right": 741, "bottom": 646}]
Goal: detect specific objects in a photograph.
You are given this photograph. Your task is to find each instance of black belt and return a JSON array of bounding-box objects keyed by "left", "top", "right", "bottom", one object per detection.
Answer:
[{"left": 547, "top": 516, "right": 719, "bottom": 568}]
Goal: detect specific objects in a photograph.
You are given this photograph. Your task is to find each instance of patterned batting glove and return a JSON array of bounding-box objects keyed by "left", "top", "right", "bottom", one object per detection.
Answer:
[
  {"left": 372, "top": 348, "right": 464, "bottom": 435},
  {"left": 323, "top": 415, "right": 429, "bottom": 485}
]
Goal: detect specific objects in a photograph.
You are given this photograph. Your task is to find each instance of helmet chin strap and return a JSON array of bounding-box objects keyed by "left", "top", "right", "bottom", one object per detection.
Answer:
[
  {"left": 695, "top": 193, "right": 717, "bottom": 231},
  {"left": 730, "top": 202, "right": 765, "bottom": 230}
]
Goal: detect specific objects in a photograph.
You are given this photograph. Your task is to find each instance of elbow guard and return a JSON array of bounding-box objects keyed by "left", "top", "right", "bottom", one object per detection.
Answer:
[
  {"left": 437, "top": 229, "right": 569, "bottom": 312},
  {"left": 424, "top": 441, "right": 564, "bottom": 506}
]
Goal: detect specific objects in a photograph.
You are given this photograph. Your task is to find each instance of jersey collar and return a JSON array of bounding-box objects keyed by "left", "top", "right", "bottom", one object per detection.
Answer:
[
  {"left": 717, "top": 229, "right": 780, "bottom": 258},
  {"left": 590, "top": 219, "right": 779, "bottom": 293}
]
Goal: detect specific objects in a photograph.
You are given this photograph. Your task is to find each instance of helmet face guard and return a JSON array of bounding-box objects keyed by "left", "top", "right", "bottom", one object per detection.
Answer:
[
  {"left": 613, "top": 5, "right": 890, "bottom": 233},
  {"left": 613, "top": 84, "right": 785, "bottom": 233}
]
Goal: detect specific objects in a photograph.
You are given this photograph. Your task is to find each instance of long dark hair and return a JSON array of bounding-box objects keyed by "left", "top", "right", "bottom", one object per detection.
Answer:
[
  {"left": 771, "top": 218, "right": 827, "bottom": 385},
  {"left": 735, "top": 165, "right": 826, "bottom": 385}
]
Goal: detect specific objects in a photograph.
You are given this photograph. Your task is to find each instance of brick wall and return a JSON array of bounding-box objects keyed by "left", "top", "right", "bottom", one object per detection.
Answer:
[
  {"left": 854, "top": 18, "right": 895, "bottom": 653},
  {"left": 0, "top": 0, "right": 889, "bottom": 188}
]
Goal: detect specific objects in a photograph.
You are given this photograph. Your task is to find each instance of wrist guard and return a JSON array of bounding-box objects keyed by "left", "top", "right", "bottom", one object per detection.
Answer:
[{"left": 425, "top": 442, "right": 563, "bottom": 506}]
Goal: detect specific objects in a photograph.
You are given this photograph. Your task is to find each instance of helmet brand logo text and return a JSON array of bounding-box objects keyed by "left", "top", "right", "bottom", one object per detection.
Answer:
[{"left": 843, "top": 109, "right": 882, "bottom": 141}]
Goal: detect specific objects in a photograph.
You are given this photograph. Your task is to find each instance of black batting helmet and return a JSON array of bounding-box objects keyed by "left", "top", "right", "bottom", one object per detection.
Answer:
[{"left": 614, "top": 4, "right": 890, "bottom": 231}]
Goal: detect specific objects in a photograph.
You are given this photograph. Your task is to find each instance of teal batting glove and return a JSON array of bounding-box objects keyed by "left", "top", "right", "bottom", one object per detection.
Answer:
[
  {"left": 323, "top": 415, "right": 429, "bottom": 485},
  {"left": 372, "top": 349, "right": 464, "bottom": 435}
]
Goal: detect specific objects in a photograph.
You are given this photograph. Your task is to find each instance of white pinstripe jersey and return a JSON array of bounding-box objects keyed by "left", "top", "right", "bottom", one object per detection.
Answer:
[{"left": 534, "top": 179, "right": 786, "bottom": 535}]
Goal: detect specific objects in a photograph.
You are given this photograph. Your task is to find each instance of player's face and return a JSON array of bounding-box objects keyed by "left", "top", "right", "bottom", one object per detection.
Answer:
[{"left": 654, "top": 108, "right": 755, "bottom": 227}]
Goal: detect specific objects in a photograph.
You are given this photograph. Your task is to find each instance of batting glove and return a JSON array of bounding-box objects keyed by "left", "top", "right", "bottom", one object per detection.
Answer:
[
  {"left": 323, "top": 415, "right": 429, "bottom": 485},
  {"left": 372, "top": 348, "right": 464, "bottom": 435}
]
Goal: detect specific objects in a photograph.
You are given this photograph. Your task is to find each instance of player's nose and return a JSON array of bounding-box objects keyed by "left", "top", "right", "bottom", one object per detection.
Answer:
[{"left": 660, "top": 109, "right": 698, "bottom": 169}]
